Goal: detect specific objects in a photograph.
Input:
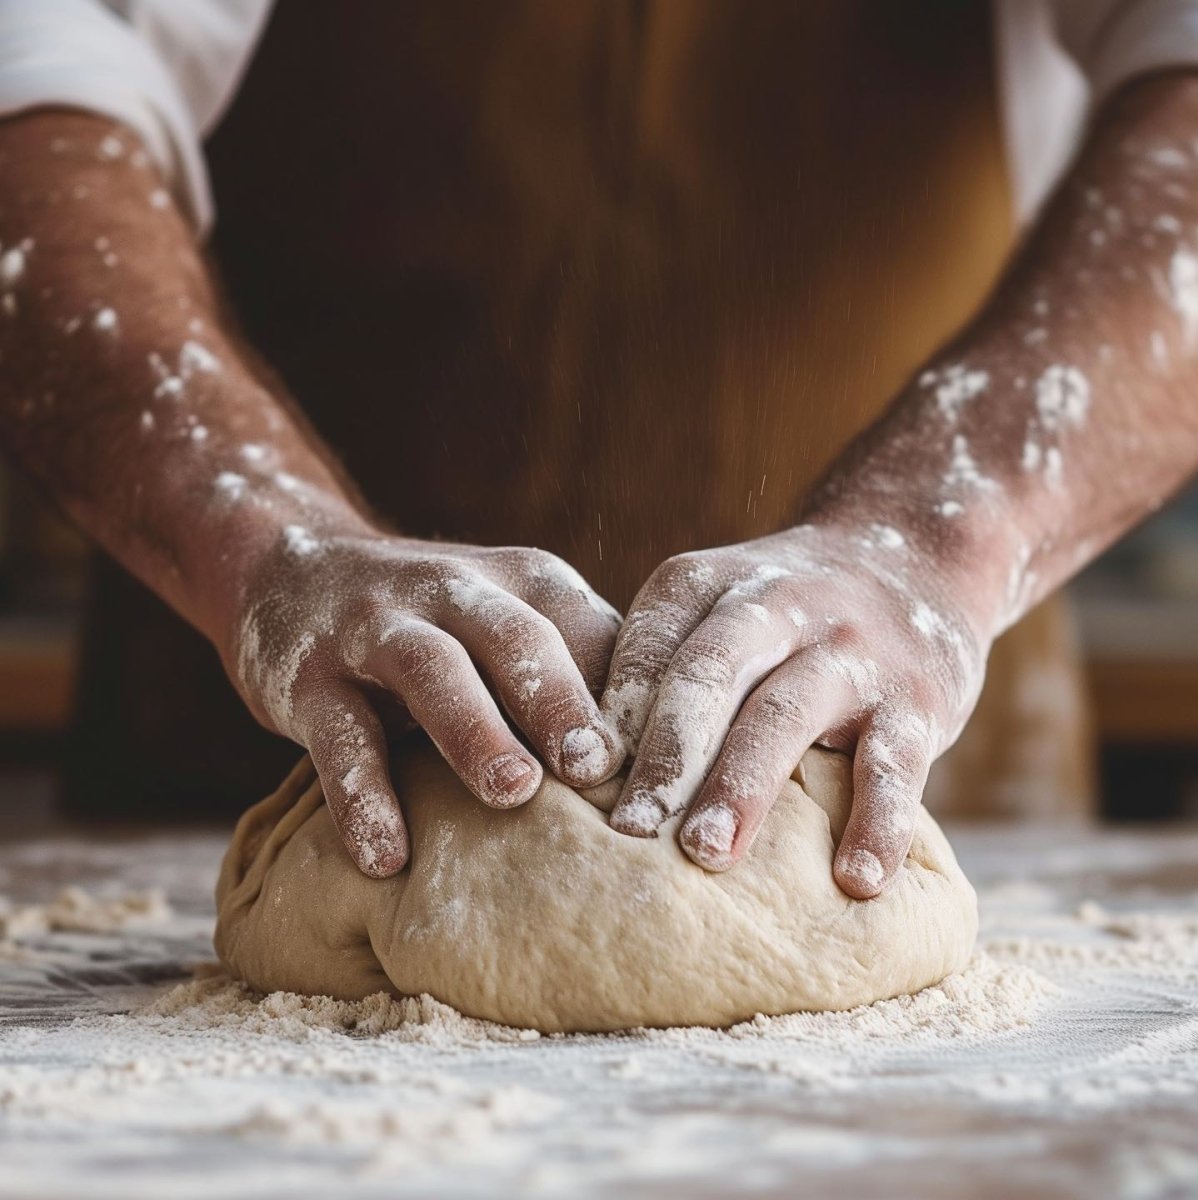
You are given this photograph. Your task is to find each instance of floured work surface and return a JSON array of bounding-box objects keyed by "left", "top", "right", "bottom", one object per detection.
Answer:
[{"left": 1, "top": 807, "right": 1197, "bottom": 1200}]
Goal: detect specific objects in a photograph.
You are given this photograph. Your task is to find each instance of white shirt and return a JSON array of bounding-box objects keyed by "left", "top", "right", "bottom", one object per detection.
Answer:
[{"left": 1, "top": 0, "right": 1197, "bottom": 233}]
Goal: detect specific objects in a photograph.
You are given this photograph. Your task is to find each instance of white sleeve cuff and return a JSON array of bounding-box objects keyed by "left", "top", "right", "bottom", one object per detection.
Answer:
[
  {"left": 0, "top": 0, "right": 213, "bottom": 231},
  {"left": 1067, "top": 0, "right": 1198, "bottom": 106}
]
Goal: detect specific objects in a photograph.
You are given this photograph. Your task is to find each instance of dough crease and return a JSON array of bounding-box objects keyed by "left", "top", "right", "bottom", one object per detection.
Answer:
[{"left": 215, "top": 743, "right": 977, "bottom": 1033}]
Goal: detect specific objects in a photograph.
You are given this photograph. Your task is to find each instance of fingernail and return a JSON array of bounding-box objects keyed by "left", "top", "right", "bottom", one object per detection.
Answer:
[
  {"left": 560, "top": 724, "right": 616, "bottom": 786},
  {"left": 610, "top": 790, "right": 665, "bottom": 837},
  {"left": 681, "top": 805, "right": 737, "bottom": 871},
  {"left": 359, "top": 842, "right": 408, "bottom": 878},
  {"left": 351, "top": 829, "right": 408, "bottom": 878},
  {"left": 484, "top": 754, "right": 538, "bottom": 807},
  {"left": 338, "top": 791, "right": 408, "bottom": 877},
  {"left": 836, "top": 848, "right": 885, "bottom": 897}
]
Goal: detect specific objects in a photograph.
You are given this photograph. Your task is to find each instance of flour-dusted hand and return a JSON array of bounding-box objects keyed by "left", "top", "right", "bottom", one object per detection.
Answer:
[
  {"left": 228, "top": 531, "right": 624, "bottom": 876},
  {"left": 601, "top": 525, "right": 991, "bottom": 899},
  {"left": 599, "top": 77, "right": 1198, "bottom": 896},
  {"left": 0, "top": 112, "right": 626, "bottom": 883}
]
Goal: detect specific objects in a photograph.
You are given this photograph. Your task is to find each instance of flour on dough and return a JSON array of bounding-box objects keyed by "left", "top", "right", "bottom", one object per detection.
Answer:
[{"left": 215, "top": 743, "right": 977, "bottom": 1033}]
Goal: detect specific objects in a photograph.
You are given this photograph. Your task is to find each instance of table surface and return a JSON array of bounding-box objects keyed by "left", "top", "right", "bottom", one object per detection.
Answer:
[{"left": 1, "top": 800, "right": 1197, "bottom": 1200}]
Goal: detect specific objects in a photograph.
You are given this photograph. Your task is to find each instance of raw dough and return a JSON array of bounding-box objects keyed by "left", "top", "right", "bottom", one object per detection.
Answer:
[{"left": 215, "top": 742, "right": 977, "bottom": 1033}]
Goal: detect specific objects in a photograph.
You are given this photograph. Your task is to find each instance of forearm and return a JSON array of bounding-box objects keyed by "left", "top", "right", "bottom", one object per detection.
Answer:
[
  {"left": 0, "top": 110, "right": 372, "bottom": 646},
  {"left": 805, "top": 73, "right": 1198, "bottom": 639}
]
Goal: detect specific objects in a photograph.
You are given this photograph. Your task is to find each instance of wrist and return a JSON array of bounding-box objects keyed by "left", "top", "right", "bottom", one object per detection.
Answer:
[
  {"left": 192, "top": 489, "right": 377, "bottom": 660},
  {"left": 798, "top": 481, "right": 1029, "bottom": 643}
]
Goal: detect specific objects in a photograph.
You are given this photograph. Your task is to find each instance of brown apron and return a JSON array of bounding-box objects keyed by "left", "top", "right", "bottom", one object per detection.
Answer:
[{"left": 65, "top": 1, "right": 1092, "bottom": 819}]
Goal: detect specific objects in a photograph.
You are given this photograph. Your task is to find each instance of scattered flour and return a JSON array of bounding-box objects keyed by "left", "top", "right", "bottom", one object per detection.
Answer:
[
  {"left": 2, "top": 848, "right": 1198, "bottom": 1198},
  {"left": 0, "top": 886, "right": 171, "bottom": 942}
]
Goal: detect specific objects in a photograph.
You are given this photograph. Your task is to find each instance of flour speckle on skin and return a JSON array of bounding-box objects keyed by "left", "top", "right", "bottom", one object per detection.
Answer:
[
  {"left": 920, "top": 363, "right": 990, "bottom": 422},
  {"left": 150, "top": 340, "right": 221, "bottom": 400},
  {"left": 283, "top": 525, "right": 321, "bottom": 557},
  {"left": 214, "top": 471, "right": 249, "bottom": 502},
  {"left": 179, "top": 340, "right": 221, "bottom": 375},
  {"left": 1148, "top": 145, "right": 1190, "bottom": 170},
  {"left": 1168, "top": 248, "right": 1198, "bottom": 342},
  {"left": 235, "top": 614, "right": 316, "bottom": 738},
  {"left": 1044, "top": 447, "right": 1064, "bottom": 488},
  {"left": 943, "top": 435, "right": 996, "bottom": 493},
  {"left": 274, "top": 471, "right": 303, "bottom": 493},
  {"left": 92, "top": 307, "right": 119, "bottom": 334},
  {"left": 1034, "top": 365, "right": 1090, "bottom": 432},
  {"left": 1150, "top": 329, "right": 1170, "bottom": 370},
  {"left": 0, "top": 242, "right": 29, "bottom": 287},
  {"left": 866, "top": 524, "right": 904, "bottom": 550},
  {"left": 512, "top": 658, "right": 543, "bottom": 701},
  {"left": 910, "top": 602, "right": 944, "bottom": 639}
]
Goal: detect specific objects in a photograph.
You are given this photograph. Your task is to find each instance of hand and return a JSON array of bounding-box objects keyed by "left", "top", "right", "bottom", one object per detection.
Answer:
[
  {"left": 600, "top": 523, "right": 990, "bottom": 898},
  {"left": 225, "top": 527, "right": 624, "bottom": 876}
]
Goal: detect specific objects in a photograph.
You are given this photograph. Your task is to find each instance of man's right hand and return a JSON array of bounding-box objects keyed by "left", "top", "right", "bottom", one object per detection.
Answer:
[{"left": 225, "top": 530, "right": 625, "bottom": 876}]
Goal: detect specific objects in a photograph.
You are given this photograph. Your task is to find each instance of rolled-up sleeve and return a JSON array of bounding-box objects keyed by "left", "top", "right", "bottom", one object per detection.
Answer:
[
  {"left": 0, "top": 0, "right": 270, "bottom": 232},
  {"left": 998, "top": 0, "right": 1198, "bottom": 224},
  {"left": 1053, "top": 0, "right": 1198, "bottom": 105}
]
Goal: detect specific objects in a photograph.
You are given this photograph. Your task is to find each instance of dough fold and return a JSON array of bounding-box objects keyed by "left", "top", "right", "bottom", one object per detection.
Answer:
[{"left": 215, "top": 743, "right": 977, "bottom": 1033}]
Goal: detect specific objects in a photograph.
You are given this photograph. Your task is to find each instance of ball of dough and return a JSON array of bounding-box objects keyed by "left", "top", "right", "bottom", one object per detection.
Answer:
[{"left": 215, "top": 743, "right": 977, "bottom": 1033}]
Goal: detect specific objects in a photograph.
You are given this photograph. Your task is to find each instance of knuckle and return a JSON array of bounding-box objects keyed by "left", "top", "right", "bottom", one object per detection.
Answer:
[
  {"left": 522, "top": 546, "right": 564, "bottom": 574},
  {"left": 391, "top": 627, "right": 463, "bottom": 692},
  {"left": 653, "top": 551, "right": 710, "bottom": 595},
  {"left": 403, "top": 555, "right": 472, "bottom": 600},
  {"left": 512, "top": 607, "right": 569, "bottom": 657},
  {"left": 753, "top": 684, "right": 811, "bottom": 730},
  {"left": 824, "top": 619, "right": 869, "bottom": 657},
  {"left": 671, "top": 637, "right": 739, "bottom": 688},
  {"left": 900, "top": 671, "right": 942, "bottom": 714}
]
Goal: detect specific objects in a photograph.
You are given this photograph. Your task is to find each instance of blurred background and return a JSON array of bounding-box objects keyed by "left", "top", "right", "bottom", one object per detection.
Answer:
[{"left": 0, "top": 467, "right": 1195, "bottom": 826}]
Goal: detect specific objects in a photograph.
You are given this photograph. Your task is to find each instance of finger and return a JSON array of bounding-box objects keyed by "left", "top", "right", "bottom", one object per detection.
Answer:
[
  {"left": 515, "top": 556, "right": 622, "bottom": 695},
  {"left": 600, "top": 562, "right": 723, "bottom": 754},
  {"left": 359, "top": 617, "right": 543, "bottom": 809},
  {"left": 679, "top": 656, "right": 853, "bottom": 871},
  {"left": 609, "top": 598, "right": 798, "bottom": 837},
  {"left": 434, "top": 579, "right": 622, "bottom": 787},
  {"left": 834, "top": 721, "right": 934, "bottom": 900},
  {"left": 300, "top": 683, "right": 409, "bottom": 878}
]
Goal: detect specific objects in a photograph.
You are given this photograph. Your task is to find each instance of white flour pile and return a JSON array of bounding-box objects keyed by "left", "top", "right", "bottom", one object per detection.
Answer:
[{"left": 0, "top": 886, "right": 171, "bottom": 942}]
